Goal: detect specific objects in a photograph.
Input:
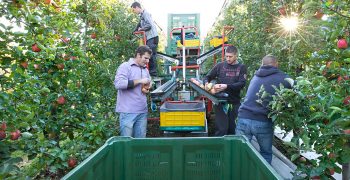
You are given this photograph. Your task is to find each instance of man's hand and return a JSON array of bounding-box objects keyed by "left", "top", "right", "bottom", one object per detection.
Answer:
[
  {"left": 139, "top": 78, "right": 151, "bottom": 85},
  {"left": 213, "top": 84, "right": 227, "bottom": 93},
  {"left": 134, "top": 78, "right": 151, "bottom": 88},
  {"left": 141, "top": 82, "right": 151, "bottom": 94},
  {"left": 204, "top": 82, "right": 209, "bottom": 90}
]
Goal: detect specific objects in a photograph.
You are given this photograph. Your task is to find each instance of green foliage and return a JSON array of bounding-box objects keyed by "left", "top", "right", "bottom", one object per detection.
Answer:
[
  {"left": 210, "top": 0, "right": 350, "bottom": 178},
  {"left": 0, "top": 0, "right": 136, "bottom": 178}
]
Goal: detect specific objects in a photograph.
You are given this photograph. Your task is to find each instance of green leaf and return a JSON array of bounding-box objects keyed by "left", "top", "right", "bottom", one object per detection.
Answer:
[
  {"left": 21, "top": 132, "right": 33, "bottom": 138},
  {"left": 329, "top": 106, "right": 342, "bottom": 111},
  {"left": 283, "top": 141, "right": 297, "bottom": 148},
  {"left": 291, "top": 153, "right": 301, "bottom": 161}
]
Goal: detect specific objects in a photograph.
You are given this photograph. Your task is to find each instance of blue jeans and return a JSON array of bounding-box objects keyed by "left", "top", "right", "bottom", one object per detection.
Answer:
[
  {"left": 236, "top": 118, "right": 273, "bottom": 164},
  {"left": 119, "top": 113, "right": 147, "bottom": 138}
]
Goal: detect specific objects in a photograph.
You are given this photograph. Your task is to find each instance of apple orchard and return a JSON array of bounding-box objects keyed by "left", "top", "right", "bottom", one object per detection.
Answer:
[{"left": 0, "top": 0, "right": 350, "bottom": 179}]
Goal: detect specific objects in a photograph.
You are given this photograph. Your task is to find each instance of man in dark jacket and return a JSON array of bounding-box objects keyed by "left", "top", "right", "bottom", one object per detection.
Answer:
[
  {"left": 131, "top": 2, "right": 159, "bottom": 77},
  {"left": 204, "top": 45, "right": 247, "bottom": 136},
  {"left": 236, "top": 55, "right": 292, "bottom": 164}
]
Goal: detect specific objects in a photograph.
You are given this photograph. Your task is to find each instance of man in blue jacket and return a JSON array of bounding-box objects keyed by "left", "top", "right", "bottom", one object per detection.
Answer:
[
  {"left": 114, "top": 45, "right": 152, "bottom": 138},
  {"left": 131, "top": 2, "right": 159, "bottom": 77},
  {"left": 236, "top": 55, "right": 292, "bottom": 164}
]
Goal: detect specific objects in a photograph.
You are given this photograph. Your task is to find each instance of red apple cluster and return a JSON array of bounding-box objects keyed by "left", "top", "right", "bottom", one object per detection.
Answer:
[{"left": 0, "top": 122, "right": 21, "bottom": 141}]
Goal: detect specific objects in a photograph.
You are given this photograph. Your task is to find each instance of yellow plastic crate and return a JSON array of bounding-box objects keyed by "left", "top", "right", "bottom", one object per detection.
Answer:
[
  {"left": 160, "top": 101, "right": 205, "bottom": 131},
  {"left": 210, "top": 36, "right": 228, "bottom": 47},
  {"left": 177, "top": 39, "right": 200, "bottom": 47},
  {"left": 160, "top": 111, "right": 205, "bottom": 127}
]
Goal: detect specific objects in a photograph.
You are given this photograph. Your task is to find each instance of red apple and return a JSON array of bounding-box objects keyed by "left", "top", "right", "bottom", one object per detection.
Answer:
[
  {"left": 326, "top": 61, "right": 332, "bottom": 68},
  {"left": 91, "top": 33, "right": 97, "bottom": 39},
  {"left": 299, "top": 157, "right": 306, "bottom": 163},
  {"left": 68, "top": 157, "right": 77, "bottom": 168},
  {"left": 57, "top": 96, "right": 66, "bottom": 105},
  {"left": 326, "top": 143, "right": 333, "bottom": 149},
  {"left": 61, "top": 37, "right": 70, "bottom": 43},
  {"left": 115, "top": 35, "right": 121, "bottom": 41},
  {"left": 343, "top": 129, "right": 350, "bottom": 134},
  {"left": 44, "top": 0, "right": 51, "bottom": 4},
  {"left": 1, "top": 122, "right": 6, "bottom": 131},
  {"left": 278, "top": 6, "right": 286, "bottom": 16},
  {"left": 343, "top": 96, "right": 350, "bottom": 105},
  {"left": 70, "top": 56, "right": 77, "bottom": 60},
  {"left": 328, "top": 153, "right": 336, "bottom": 159},
  {"left": 20, "top": 61, "right": 28, "bottom": 69},
  {"left": 32, "top": 43, "right": 41, "bottom": 52},
  {"left": 337, "top": 39, "right": 348, "bottom": 49},
  {"left": 314, "top": 10, "right": 324, "bottom": 19},
  {"left": 56, "top": 63, "right": 65, "bottom": 70},
  {"left": 337, "top": 75, "right": 349, "bottom": 84},
  {"left": 0, "top": 131, "right": 6, "bottom": 140},
  {"left": 311, "top": 176, "right": 320, "bottom": 180},
  {"left": 34, "top": 64, "right": 40, "bottom": 70},
  {"left": 62, "top": 53, "right": 70, "bottom": 61},
  {"left": 327, "top": 168, "right": 335, "bottom": 175},
  {"left": 10, "top": 130, "right": 20, "bottom": 140},
  {"left": 323, "top": 119, "right": 329, "bottom": 125}
]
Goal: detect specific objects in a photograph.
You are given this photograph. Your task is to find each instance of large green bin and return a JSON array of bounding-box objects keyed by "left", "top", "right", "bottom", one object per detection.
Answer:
[{"left": 62, "top": 136, "right": 282, "bottom": 180}]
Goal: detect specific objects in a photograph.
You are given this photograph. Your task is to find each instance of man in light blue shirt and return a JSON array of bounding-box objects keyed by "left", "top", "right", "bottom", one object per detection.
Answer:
[{"left": 131, "top": 2, "right": 159, "bottom": 77}]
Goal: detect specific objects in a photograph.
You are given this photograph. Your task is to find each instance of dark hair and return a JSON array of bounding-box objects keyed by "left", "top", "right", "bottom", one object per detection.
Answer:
[
  {"left": 131, "top": 2, "right": 141, "bottom": 8},
  {"left": 135, "top": 45, "right": 152, "bottom": 57},
  {"left": 225, "top": 45, "right": 238, "bottom": 54}
]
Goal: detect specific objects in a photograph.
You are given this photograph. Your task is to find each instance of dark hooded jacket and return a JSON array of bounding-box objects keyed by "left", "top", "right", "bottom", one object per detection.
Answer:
[{"left": 238, "top": 65, "right": 292, "bottom": 121}]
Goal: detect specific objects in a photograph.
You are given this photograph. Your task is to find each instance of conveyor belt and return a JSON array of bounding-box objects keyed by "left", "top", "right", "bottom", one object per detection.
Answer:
[
  {"left": 150, "top": 79, "right": 178, "bottom": 102},
  {"left": 188, "top": 80, "right": 228, "bottom": 104}
]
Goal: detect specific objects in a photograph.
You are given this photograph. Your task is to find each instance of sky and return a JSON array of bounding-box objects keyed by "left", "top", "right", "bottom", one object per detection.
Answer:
[{"left": 139, "top": 0, "right": 226, "bottom": 41}]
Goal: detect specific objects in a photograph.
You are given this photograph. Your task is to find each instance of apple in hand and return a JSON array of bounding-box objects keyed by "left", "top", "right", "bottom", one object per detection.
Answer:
[{"left": 141, "top": 83, "right": 150, "bottom": 94}]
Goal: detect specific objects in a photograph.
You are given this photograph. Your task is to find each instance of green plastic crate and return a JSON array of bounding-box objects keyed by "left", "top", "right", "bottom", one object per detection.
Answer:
[{"left": 62, "top": 136, "right": 282, "bottom": 180}]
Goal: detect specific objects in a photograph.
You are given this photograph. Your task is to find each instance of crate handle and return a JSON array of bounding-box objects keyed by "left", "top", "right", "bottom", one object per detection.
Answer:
[{"left": 163, "top": 107, "right": 204, "bottom": 111}]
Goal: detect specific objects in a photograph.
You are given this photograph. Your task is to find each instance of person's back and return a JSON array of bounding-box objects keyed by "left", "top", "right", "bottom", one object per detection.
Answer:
[
  {"left": 236, "top": 55, "right": 292, "bottom": 164},
  {"left": 238, "top": 65, "right": 291, "bottom": 121}
]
